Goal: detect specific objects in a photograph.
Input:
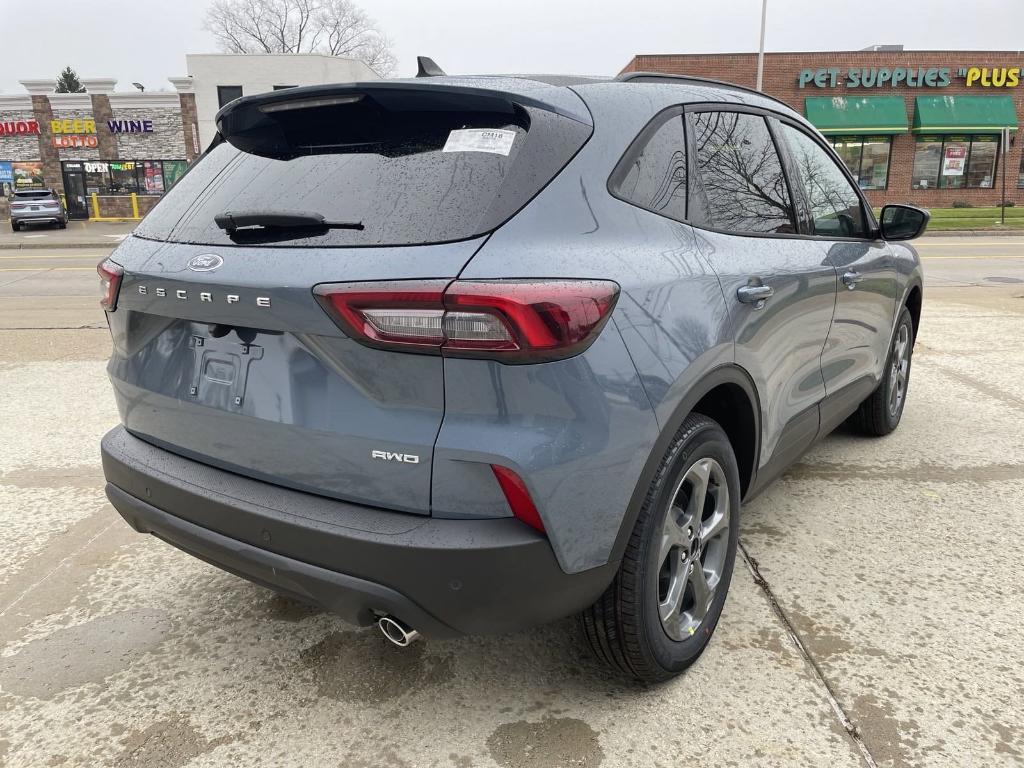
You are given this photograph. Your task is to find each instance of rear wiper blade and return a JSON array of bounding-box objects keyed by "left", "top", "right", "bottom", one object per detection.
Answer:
[{"left": 215, "top": 210, "right": 363, "bottom": 232}]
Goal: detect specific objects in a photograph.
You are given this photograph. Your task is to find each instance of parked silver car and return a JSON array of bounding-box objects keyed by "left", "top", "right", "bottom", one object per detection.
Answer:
[{"left": 9, "top": 189, "right": 68, "bottom": 230}]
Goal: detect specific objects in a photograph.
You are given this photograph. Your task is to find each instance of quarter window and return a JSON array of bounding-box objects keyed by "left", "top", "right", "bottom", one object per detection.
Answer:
[
  {"left": 610, "top": 112, "right": 687, "bottom": 221},
  {"left": 912, "top": 135, "right": 999, "bottom": 190},
  {"left": 779, "top": 124, "right": 868, "bottom": 238},
  {"left": 689, "top": 111, "right": 796, "bottom": 235}
]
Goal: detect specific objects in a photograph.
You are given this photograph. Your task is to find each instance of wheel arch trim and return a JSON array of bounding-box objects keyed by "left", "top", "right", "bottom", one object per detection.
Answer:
[{"left": 607, "top": 364, "right": 761, "bottom": 566}]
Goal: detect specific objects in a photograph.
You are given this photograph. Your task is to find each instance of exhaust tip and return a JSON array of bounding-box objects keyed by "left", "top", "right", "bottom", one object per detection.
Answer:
[{"left": 378, "top": 615, "right": 420, "bottom": 647}]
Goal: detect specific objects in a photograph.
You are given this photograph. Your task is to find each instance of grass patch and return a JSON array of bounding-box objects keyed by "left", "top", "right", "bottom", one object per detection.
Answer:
[
  {"left": 927, "top": 206, "right": 1024, "bottom": 220},
  {"left": 872, "top": 206, "right": 1024, "bottom": 231}
]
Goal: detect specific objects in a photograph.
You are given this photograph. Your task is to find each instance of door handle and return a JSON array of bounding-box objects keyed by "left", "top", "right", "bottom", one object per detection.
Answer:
[
  {"left": 737, "top": 283, "right": 774, "bottom": 306},
  {"left": 842, "top": 270, "right": 863, "bottom": 290}
]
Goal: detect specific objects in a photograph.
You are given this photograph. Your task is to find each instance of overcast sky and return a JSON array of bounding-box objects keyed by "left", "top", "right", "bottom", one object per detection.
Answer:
[{"left": 1, "top": 0, "right": 1022, "bottom": 93}]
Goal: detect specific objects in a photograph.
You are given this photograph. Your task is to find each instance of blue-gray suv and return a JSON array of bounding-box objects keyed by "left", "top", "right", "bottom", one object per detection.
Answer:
[{"left": 99, "top": 70, "right": 926, "bottom": 682}]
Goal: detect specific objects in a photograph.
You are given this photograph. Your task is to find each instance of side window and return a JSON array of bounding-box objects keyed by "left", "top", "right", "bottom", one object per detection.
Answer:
[
  {"left": 689, "top": 111, "right": 796, "bottom": 235},
  {"left": 610, "top": 112, "right": 687, "bottom": 221},
  {"left": 778, "top": 123, "right": 869, "bottom": 238}
]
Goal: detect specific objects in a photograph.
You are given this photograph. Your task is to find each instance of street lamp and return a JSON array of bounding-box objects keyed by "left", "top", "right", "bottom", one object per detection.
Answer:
[
  {"left": 756, "top": 0, "right": 768, "bottom": 91},
  {"left": 131, "top": 82, "right": 145, "bottom": 92}
]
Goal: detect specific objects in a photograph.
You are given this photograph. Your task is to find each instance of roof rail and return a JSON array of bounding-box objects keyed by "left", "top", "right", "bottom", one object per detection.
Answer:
[{"left": 615, "top": 71, "right": 792, "bottom": 111}]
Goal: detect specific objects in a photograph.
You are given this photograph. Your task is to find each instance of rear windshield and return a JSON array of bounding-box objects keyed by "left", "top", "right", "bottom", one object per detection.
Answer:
[
  {"left": 135, "top": 97, "right": 590, "bottom": 247},
  {"left": 13, "top": 190, "right": 55, "bottom": 199}
]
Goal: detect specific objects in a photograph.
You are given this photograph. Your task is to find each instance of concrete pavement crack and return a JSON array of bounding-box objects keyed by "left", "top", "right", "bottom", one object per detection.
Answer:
[{"left": 738, "top": 540, "right": 880, "bottom": 768}]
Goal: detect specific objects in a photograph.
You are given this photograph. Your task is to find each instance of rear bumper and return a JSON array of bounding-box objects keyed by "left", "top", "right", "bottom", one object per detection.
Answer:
[
  {"left": 101, "top": 426, "right": 616, "bottom": 637},
  {"left": 11, "top": 213, "right": 64, "bottom": 224}
]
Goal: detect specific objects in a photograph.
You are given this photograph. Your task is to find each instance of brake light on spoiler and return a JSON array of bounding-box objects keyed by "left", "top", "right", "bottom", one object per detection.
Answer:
[{"left": 314, "top": 279, "right": 619, "bottom": 363}]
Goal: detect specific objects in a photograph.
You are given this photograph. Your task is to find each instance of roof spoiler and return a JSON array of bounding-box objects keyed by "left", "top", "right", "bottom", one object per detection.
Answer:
[{"left": 416, "top": 57, "right": 446, "bottom": 77}]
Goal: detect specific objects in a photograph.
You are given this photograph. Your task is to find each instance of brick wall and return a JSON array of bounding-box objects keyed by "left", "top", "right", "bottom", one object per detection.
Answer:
[
  {"left": 112, "top": 107, "right": 187, "bottom": 159},
  {"left": 623, "top": 51, "right": 1024, "bottom": 207},
  {"left": 51, "top": 108, "right": 102, "bottom": 162},
  {"left": 0, "top": 110, "right": 41, "bottom": 161},
  {"left": 178, "top": 93, "right": 201, "bottom": 162},
  {"left": 31, "top": 96, "right": 64, "bottom": 195},
  {"left": 89, "top": 94, "right": 120, "bottom": 160}
]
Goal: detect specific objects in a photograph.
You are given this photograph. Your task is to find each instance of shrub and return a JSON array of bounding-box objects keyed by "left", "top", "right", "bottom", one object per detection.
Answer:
[{"left": 951, "top": 200, "right": 973, "bottom": 209}]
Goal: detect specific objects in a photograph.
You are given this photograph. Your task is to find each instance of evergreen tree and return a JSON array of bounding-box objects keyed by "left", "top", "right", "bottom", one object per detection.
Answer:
[{"left": 54, "top": 67, "right": 86, "bottom": 94}]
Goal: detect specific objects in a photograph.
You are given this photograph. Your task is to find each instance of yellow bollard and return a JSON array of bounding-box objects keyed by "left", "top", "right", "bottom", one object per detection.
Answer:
[
  {"left": 91, "top": 192, "right": 101, "bottom": 221},
  {"left": 130, "top": 193, "right": 139, "bottom": 220}
]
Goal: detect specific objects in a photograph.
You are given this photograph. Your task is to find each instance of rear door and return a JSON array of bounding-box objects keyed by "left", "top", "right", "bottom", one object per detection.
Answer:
[
  {"left": 686, "top": 108, "right": 837, "bottom": 474},
  {"left": 772, "top": 120, "right": 897, "bottom": 430},
  {"left": 106, "top": 83, "right": 592, "bottom": 514}
]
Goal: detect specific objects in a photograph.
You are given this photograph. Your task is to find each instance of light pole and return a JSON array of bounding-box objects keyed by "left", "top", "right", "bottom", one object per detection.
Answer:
[{"left": 756, "top": 0, "right": 768, "bottom": 91}]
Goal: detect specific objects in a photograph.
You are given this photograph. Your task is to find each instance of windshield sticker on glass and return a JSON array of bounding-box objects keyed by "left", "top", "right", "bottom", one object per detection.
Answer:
[{"left": 442, "top": 129, "right": 516, "bottom": 156}]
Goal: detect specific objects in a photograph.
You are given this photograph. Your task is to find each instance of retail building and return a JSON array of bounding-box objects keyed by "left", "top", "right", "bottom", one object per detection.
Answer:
[
  {"left": 621, "top": 49, "right": 1024, "bottom": 208},
  {"left": 1, "top": 54, "right": 378, "bottom": 221}
]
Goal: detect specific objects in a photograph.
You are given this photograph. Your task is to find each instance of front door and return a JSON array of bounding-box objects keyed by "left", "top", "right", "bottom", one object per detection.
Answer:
[
  {"left": 686, "top": 109, "right": 837, "bottom": 476},
  {"left": 62, "top": 169, "right": 89, "bottom": 219},
  {"left": 772, "top": 121, "right": 897, "bottom": 432}
]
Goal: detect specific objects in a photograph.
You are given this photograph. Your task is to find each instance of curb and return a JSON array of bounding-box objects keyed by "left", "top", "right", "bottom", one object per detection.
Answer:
[{"left": 0, "top": 241, "right": 122, "bottom": 250}]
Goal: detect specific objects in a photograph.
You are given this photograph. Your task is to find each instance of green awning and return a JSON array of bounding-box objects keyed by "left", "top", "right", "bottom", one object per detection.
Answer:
[
  {"left": 804, "top": 96, "right": 909, "bottom": 135},
  {"left": 912, "top": 95, "right": 1018, "bottom": 133}
]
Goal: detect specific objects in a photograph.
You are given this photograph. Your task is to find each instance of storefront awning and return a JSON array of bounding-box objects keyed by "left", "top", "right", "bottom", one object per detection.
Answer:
[
  {"left": 912, "top": 95, "right": 1018, "bottom": 133},
  {"left": 804, "top": 96, "right": 909, "bottom": 135}
]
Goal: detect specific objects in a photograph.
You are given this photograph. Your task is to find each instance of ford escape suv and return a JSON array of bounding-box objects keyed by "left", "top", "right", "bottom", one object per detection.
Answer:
[{"left": 99, "top": 70, "right": 926, "bottom": 682}]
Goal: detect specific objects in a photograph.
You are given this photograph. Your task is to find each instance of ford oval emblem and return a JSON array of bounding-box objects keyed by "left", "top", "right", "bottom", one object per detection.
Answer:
[{"left": 187, "top": 254, "right": 224, "bottom": 272}]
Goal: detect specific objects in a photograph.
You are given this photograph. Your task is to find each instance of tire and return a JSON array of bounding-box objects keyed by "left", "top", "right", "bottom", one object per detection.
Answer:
[
  {"left": 57, "top": 220, "right": 67, "bottom": 230},
  {"left": 581, "top": 413, "right": 741, "bottom": 683},
  {"left": 10, "top": 221, "right": 19, "bottom": 232},
  {"left": 849, "top": 306, "right": 914, "bottom": 437}
]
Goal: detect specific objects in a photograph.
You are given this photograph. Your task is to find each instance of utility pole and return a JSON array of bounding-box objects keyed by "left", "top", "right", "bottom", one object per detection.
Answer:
[{"left": 756, "top": 0, "right": 768, "bottom": 91}]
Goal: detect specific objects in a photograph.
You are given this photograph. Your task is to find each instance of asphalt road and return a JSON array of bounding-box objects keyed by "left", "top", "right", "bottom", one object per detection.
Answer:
[{"left": 0, "top": 236, "right": 1022, "bottom": 767}]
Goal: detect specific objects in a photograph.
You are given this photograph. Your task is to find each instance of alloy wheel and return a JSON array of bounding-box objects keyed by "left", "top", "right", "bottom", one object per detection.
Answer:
[
  {"left": 657, "top": 457, "right": 730, "bottom": 641},
  {"left": 888, "top": 323, "right": 911, "bottom": 416}
]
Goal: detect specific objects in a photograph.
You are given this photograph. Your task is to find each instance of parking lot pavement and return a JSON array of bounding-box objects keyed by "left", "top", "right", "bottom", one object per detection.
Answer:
[
  {"left": 0, "top": 220, "right": 136, "bottom": 249},
  {"left": 0, "top": 247, "right": 1022, "bottom": 767}
]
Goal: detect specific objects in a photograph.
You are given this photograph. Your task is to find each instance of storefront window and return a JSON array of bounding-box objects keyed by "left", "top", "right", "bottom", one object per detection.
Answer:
[
  {"left": 938, "top": 137, "right": 970, "bottom": 189},
  {"left": 141, "top": 160, "right": 165, "bottom": 194},
  {"left": 108, "top": 162, "right": 140, "bottom": 194},
  {"left": 11, "top": 161, "right": 45, "bottom": 190},
  {"left": 83, "top": 161, "right": 111, "bottom": 194},
  {"left": 829, "top": 136, "right": 891, "bottom": 190},
  {"left": 966, "top": 137, "right": 997, "bottom": 189},
  {"left": 162, "top": 160, "right": 188, "bottom": 188},
  {"left": 859, "top": 139, "right": 892, "bottom": 190},
  {"left": 831, "top": 138, "right": 863, "bottom": 176},
  {"left": 911, "top": 138, "right": 941, "bottom": 189},
  {"left": 60, "top": 159, "right": 188, "bottom": 196},
  {"left": 913, "top": 135, "right": 999, "bottom": 190}
]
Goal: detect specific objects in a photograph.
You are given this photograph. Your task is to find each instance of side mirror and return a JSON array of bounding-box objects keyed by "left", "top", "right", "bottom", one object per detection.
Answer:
[{"left": 880, "top": 204, "right": 929, "bottom": 241}]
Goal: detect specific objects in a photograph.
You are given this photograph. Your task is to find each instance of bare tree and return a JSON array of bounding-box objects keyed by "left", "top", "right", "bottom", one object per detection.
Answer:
[{"left": 204, "top": 0, "right": 396, "bottom": 76}]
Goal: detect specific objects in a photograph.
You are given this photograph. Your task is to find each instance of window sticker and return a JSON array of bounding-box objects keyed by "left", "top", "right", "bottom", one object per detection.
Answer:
[{"left": 442, "top": 129, "right": 516, "bottom": 156}]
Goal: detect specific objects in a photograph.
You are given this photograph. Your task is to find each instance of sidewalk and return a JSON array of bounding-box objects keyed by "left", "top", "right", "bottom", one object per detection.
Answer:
[{"left": 0, "top": 220, "right": 137, "bottom": 249}]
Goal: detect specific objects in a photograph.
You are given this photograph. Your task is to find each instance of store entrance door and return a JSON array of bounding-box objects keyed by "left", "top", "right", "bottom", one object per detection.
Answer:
[{"left": 62, "top": 168, "right": 89, "bottom": 219}]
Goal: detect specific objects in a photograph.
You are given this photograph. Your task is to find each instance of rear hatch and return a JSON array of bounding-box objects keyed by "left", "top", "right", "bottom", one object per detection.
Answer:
[{"left": 104, "top": 79, "right": 591, "bottom": 514}]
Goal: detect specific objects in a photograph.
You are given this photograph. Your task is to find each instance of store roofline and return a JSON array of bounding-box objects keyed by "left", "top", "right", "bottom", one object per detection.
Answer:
[{"left": 626, "top": 49, "right": 1024, "bottom": 58}]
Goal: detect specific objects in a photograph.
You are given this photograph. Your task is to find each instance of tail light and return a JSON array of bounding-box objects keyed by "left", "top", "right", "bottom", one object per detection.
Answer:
[
  {"left": 9, "top": 202, "right": 25, "bottom": 210},
  {"left": 314, "top": 279, "right": 619, "bottom": 363},
  {"left": 491, "top": 465, "right": 545, "bottom": 533},
  {"left": 97, "top": 258, "right": 123, "bottom": 311}
]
